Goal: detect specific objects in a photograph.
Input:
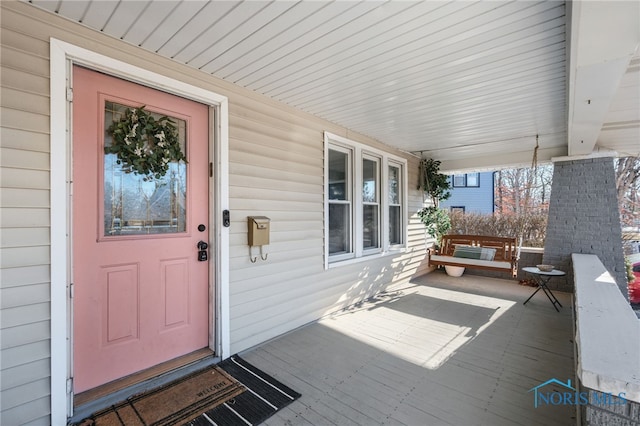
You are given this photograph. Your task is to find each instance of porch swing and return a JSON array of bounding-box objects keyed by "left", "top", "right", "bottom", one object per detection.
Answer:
[{"left": 428, "top": 135, "right": 542, "bottom": 278}]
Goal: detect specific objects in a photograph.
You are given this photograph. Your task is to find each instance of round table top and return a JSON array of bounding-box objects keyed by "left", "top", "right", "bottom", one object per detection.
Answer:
[{"left": 522, "top": 266, "right": 566, "bottom": 276}]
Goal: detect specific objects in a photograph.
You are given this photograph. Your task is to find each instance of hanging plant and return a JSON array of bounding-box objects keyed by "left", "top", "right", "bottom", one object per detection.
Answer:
[
  {"left": 417, "top": 158, "right": 452, "bottom": 247},
  {"left": 418, "top": 158, "right": 451, "bottom": 206},
  {"left": 417, "top": 205, "right": 451, "bottom": 247},
  {"left": 105, "top": 106, "right": 186, "bottom": 180}
]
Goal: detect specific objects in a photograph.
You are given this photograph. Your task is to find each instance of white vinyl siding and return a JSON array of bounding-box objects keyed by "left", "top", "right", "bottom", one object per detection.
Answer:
[
  {"left": 0, "top": 2, "right": 431, "bottom": 423},
  {"left": 1, "top": 11, "right": 53, "bottom": 425},
  {"left": 441, "top": 172, "right": 495, "bottom": 214}
]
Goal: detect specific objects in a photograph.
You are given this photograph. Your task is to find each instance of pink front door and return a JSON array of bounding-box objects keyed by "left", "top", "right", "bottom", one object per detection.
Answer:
[{"left": 72, "top": 66, "right": 211, "bottom": 393}]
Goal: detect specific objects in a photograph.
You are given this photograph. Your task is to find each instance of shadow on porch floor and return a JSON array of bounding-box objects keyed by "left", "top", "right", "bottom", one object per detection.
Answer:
[{"left": 241, "top": 271, "right": 575, "bottom": 426}]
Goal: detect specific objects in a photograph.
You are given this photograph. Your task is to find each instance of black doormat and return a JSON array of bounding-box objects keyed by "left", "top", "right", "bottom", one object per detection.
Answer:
[{"left": 185, "top": 355, "right": 301, "bottom": 426}]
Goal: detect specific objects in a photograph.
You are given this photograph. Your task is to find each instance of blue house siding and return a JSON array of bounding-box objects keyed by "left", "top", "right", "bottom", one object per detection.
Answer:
[{"left": 441, "top": 172, "right": 495, "bottom": 214}]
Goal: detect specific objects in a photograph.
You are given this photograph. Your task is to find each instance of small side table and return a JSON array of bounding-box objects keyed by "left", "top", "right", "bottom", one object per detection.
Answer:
[{"left": 522, "top": 267, "right": 565, "bottom": 312}]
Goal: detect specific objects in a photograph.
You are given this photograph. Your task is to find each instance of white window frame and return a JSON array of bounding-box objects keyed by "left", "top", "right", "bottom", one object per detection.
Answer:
[
  {"left": 327, "top": 144, "right": 355, "bottom": 262},
  {"left": 324, "top": 132, "right": 407, "bottom": 269},
  {"left": 361, "top": 153, "right": 382, "bottom": 255},
  {"left": 387, "top": 160, "right": 404, "bottom": 248}
]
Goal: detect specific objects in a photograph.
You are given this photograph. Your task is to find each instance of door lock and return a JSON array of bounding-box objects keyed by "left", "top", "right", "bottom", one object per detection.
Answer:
[{"left": 197, "top": 240, "right": 208, "bottom": 261}]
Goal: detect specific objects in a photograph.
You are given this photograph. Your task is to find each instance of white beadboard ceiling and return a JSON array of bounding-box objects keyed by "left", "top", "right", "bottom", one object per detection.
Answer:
[{"left": 27, "top": 0, "right": 639, "bottom": 170}]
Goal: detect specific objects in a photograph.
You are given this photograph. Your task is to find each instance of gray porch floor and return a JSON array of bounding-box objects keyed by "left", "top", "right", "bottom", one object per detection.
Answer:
[{"left": 241, "top": 271, "right": 575, "bottom": 426}]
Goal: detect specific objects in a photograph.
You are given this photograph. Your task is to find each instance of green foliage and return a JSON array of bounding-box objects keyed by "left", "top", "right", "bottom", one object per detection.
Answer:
[
  {"left": 417, "top": 158, "right": 452, "bottom": 246},
  {"left": 105, "top": 106, "right": 187, "bottom": 180},
  {"left": 417, "top": 206, "right": 451, "bottom": 246},
  {"left": 418, "top": 158, "right": 451, "bottom": 206},
  {"left": 449, "top": 211, "right": 548, "bottom": 247},
  {"left": 625, "top": 257, "right": 634, "bottom": 284}
]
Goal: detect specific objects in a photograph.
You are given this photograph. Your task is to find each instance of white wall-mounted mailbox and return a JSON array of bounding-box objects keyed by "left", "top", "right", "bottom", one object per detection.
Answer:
[{"left": 248, "top": 216, "right": 270, "bottom": 247}]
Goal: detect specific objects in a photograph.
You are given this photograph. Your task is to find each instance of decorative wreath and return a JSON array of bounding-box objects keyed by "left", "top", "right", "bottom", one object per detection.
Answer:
[{"left": 105, "top": 106, "right": 187, "bottom": 180}]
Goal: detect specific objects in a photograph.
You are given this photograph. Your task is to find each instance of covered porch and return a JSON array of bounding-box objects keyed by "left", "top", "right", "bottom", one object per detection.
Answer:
[
  {"left": 1, "top": 2, "right": 638, "bottom": 424},
  {"left": 242, "top": 272, "right": 575, "bottom": 426}
]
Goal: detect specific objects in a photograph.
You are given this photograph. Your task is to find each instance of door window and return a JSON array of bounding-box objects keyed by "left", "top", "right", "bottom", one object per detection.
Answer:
[{"left": 103, "top": 101, "right": 187, "bottom": 236}]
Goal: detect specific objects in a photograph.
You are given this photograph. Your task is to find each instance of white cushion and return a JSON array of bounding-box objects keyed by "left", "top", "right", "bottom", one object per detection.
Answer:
[{"left": 430, "top": 255, "right": 511, "bottom": 269}]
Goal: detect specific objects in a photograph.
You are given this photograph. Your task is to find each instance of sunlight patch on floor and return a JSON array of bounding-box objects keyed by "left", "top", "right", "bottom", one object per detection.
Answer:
[{"left": 321, "top": 284, "right": 516, "bottom": 369}]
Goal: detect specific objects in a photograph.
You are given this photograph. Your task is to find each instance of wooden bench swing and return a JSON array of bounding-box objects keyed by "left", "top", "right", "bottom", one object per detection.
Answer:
[{"left": 428, "top": 234, "right": 519, "bottom": 278}]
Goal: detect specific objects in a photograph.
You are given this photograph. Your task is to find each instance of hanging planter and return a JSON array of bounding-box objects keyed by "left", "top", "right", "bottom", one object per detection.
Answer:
[
  {"left": 418, "top": 158, "right": 451, "bottom": 206},
  {"left": 417, "top": 158, "right": 452, "bottom": 248},
  {"left": 105, "top": 106, "right": 187, "bottom": 181}
]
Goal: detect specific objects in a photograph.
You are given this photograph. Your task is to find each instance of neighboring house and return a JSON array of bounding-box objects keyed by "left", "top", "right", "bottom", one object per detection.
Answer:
[{"left": 440, "top": 172, "right": 495, "bottom": 214}]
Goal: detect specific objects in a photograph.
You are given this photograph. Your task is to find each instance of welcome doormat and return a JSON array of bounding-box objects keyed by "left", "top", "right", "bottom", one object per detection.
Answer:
[
  {"left": 77, "top": 355, "right": 300, "bottom": 426},
  {"left": 77, "top": 366, "right": 244, "bottom": 426},
  {"left": 186, "top": 355, "right": 301, "bottom": 426}
]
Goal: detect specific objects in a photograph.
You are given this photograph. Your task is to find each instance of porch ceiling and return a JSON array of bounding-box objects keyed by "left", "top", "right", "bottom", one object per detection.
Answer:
[{"left": 28, "top": 0, "right": 639, "bottom": 171}]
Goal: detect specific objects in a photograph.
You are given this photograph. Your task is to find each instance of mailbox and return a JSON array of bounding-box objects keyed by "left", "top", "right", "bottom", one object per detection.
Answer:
[{"left": 248, "top": 216, "right": 270, "bottom": 247}]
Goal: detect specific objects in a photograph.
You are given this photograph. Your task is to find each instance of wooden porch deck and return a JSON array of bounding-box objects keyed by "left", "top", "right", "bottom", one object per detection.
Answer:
[{"left": 241, "top": 271, "right": 575, "bottom": 426}]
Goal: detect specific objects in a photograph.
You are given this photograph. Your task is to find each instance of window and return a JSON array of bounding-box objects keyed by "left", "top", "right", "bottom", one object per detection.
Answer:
[
  {"left": 325, "top": 132, "right": 407, "bottom": 267},
  {"left": 450, "top": 206, "right": 466, "bottom": 213},
  {"left": 466, "top": 173, "right": 479, "bottom": 187},
  {"left": 388, "top": 163, "right": 403, "bottom": 245},
  {"left": 103, "top": 102, "right": 187, "bottom": 237},
  {"left": 328, "top": 147, "right": 352, "bottom": 258},
  {"left": 362, "top": 156, "right": 380, "bottom": 251},
  {"left": 453, "top": 173, "right": 480, "bottom": 187}
]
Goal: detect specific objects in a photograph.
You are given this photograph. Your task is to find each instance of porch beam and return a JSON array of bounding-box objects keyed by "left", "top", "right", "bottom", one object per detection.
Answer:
[
  {"left": 566, "top": 1, "right": 639, "bottom": 156},
  {"left": 439, "top": 146, "right": 566, "bottom": 174}
]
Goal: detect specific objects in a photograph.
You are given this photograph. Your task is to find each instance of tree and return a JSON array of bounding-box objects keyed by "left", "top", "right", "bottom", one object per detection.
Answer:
[
  {"left": 491, "top": 164, "right": 553, "bottom": 250},
  {"left": 615, "top": 156, "right": 640, "bottom": 229},
  {"left": 494, "top": 165, "right": 553, "bottom": 215}
]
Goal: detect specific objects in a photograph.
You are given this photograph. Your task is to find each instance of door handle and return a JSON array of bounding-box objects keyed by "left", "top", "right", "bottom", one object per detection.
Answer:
[{"left": 197, "top": 241, "right": 208, "bottom": 261}]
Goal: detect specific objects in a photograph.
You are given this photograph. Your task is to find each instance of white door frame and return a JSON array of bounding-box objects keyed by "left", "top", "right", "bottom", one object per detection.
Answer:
[{"left": 49, "top": 39, "right": 230, "bottom": 423}]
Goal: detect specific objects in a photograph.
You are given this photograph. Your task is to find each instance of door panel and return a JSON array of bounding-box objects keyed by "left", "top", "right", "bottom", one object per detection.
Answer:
[
  {"left": 72, "top": 66, "right": 211, "bottom": 393},
  {"left": 102, "top": 263, "right": 139, "bottom": 344}
]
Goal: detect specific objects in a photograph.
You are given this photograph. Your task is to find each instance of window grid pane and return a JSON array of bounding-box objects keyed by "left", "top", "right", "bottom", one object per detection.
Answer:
[
  {"left": 466, "top": 173, "right": 479, "bottom": 187},
  {"left": 453, "top": 174, "right": 466, "bottom": 187},
  {"left": 363, "top": 205, "right": 379, "bottom": 249},
  {"left": 363, "top": 157, "right": 380, "bottom": 250},
  {"left": 328, "top": 148, "right": 352, "bottom": 257},
  {"left": 388, "top": 164, "right": 402, "bottom": 245},
  {"left": 362, "top": 158, "right": 378, "bottom": 203},
  {"left": 388, "top": 165, "right": 400, "bottom": 205},
  {"left": 328, "top": 149, "right": 349, "bottom": 201},
  {"left": 329, "top": 202, "right": 351, "bottom": 255}
]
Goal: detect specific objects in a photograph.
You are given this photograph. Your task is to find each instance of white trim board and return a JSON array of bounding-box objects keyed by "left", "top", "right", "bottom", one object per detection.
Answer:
[{"left": 49, "top": 39, "right": 230, "bottom": 423}]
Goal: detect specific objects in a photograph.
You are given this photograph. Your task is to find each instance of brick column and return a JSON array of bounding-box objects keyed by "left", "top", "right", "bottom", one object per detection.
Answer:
[
  {"left": 580, "top": 382, "right": 640, "bottom": 426},
  {"left": 543, "top": 157, "right": 627, "bottom": 296}
]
